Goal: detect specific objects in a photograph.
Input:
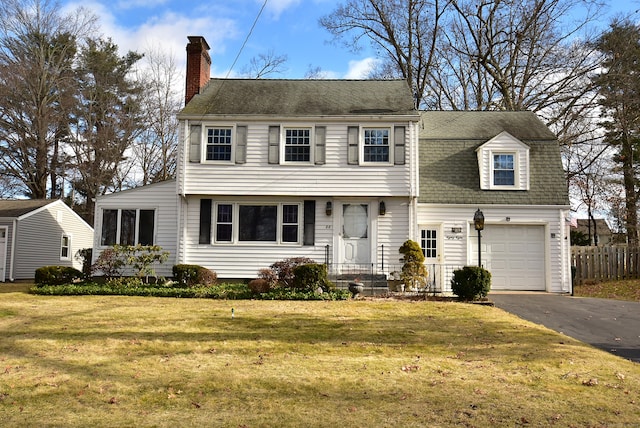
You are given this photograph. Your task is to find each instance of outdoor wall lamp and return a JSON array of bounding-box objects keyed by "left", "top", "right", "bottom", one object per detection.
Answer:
[
  {"left": 379, "top": 201, "right": 386, "bottom": 216},
  {"left": 474, "top": 208, "right": 485, "bottom": 267},
  {"left": 325, "top": 201, "right": 332, "bottom": 216}
]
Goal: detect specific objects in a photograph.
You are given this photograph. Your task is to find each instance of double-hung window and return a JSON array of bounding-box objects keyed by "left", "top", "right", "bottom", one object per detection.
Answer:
[
  {"left": 60, "top": 234, "right": 71, "bottom": 260},
  {"left": 493, "top": 154, "right": 515, "bottom": 186},
  {"left": 284, "top": 128, "right": 311, "bottom": 163},
  {"left": 206, "top": 127, "right": 232, "bottom": 161},
  {"left": 212, "top": 203, "right": 300, "bottom": 244},
  {"left": 100, "top": 208, "right": 155, "bottom": 246},
  {"left": 363, "top": 128, "right": 390, "bottom": 163}
]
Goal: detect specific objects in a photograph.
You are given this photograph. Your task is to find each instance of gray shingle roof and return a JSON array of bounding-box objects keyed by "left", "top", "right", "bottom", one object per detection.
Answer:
[
  {"left": 0, "top": 200, "right": 53, "bottom": 218},
  {"left": 419, "top": 111, "right": 569, "bottom": 206},
  {"left": 180, "top": 79, "right": 418, "bottom": 117}
]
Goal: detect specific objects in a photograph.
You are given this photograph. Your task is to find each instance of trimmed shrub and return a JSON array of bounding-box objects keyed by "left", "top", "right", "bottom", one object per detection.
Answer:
[
  {"left": 172, "top": 264, "right": 217, "bottom": 287},
  {"left": 292, "top": 263, "right": 334, "bottom": 292},
  {"left": 399, "top": 239, "right": 428, "bottom": 291},
  {"left": 35, "top": 266, "right": 83, "bottom": 286},
  {"left": 248, "top": 278, "right": 271, "bottom": 294},
  {"left": 451, "top": 266, "right": 491, "bottom": 301},
  {"left": 268, "top": 257, "right": 315, "bottom": 288},
  {"left": 92, "top": 247, "right": 126, "bottom": 278}
]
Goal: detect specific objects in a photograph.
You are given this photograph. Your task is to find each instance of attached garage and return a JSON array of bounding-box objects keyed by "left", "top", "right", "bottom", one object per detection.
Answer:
[{"left": 480, "top": 225, "right": 546, "bottom": 291}]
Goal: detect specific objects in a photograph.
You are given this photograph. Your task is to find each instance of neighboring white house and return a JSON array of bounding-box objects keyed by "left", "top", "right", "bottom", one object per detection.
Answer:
[
  {"left": 0, "top": 199, "right": 94, "bottom": 281},
  {"left": 92, "top": 36, "right": 572, "bottom": 293}
]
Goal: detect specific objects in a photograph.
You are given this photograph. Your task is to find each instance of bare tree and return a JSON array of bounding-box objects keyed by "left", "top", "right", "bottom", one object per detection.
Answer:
[
  {"left": 0, "top": 0, "right": 95, "bottom": 199},
  {"left": 320, "top": 0, "right": 447, "bottom": 105},
  {"left": 239, "top": 50, "right": 288, "bottom": 78},
  {"left": 132, "top": 46, "right": 181, "bottom": 185}
]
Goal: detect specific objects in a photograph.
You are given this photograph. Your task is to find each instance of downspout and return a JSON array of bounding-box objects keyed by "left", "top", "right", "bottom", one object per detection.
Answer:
[{"left": 9, "top": 218, "right": 17, "bottom": 281}]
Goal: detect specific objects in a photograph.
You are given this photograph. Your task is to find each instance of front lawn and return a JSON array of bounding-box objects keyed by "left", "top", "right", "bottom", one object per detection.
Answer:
[{"left": 1, "top": 291, "right": 638, "bottom": 426}]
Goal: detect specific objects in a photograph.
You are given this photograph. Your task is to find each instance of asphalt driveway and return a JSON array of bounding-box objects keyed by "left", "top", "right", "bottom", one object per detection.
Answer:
[{"left": 489, "top": 293, "right": 640, "bottom": 363}]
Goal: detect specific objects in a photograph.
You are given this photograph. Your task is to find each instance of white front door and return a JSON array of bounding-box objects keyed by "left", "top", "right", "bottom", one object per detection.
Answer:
[
  {"left": 341, "top": 203, "right": 370, "bottom": 265},
  {"left": 0, "top": 227, "right": 7, "bottom": 282}
]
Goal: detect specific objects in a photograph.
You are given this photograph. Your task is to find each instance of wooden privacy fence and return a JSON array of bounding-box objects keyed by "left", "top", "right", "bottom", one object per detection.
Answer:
[{"left": 571, "top": 246, "right": 640, "bottom": 285}]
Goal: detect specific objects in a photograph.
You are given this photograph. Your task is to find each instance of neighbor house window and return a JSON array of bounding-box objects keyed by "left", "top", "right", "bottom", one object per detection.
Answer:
[
  {"left": 100, "top": 208, "right": 155, "bottom": 246},
  {"left": 363, "top": 128, "right": 390, "bottom": 162},
  {"left": 493, "top": 154, "right": 515, "bottom": 186},
  {"left": 206, "top": 127, "right": 232, "bottom": 161},
  {"left": 213, "top": 203, "right": 303, "bottom": 244},
  {"left": 60, "top": 234, "right": 71, "bottom": 260},
  {"left": 284, "top": 128, "right": 311, "bottom": 162}
]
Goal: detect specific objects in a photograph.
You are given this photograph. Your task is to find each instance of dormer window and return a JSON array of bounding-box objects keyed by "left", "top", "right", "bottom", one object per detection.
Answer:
[
  {"left": 476, "top": 131, "right": 529, "bottom": 191},
  {"left": 493, "top": 153, "right": 515, "bottom": 186}
]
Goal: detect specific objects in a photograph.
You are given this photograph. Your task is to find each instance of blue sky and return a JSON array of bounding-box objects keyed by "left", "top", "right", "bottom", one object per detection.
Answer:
[{"left": 60, "top": 0, "right": 639, "bottom": 80}]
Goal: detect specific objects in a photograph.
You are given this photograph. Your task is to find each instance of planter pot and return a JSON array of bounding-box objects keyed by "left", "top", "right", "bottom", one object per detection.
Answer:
[{"left": 348, "top": 282, "right": 364, "bottom": 298}]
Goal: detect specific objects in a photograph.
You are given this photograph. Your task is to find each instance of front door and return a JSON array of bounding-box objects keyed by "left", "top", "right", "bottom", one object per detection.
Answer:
[
  {"left": 0, "top": 227, "right": 7, "bottom": 282},
  {"left": 341, "top": 203, "right": 370, "bottom": 266}
]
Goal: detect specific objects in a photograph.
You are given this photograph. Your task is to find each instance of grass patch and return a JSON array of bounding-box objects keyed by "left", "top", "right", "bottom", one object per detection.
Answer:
[
  {"left": 574, "top": 279, "right": 640, "bottom": 302},
  {"left": 0, "top": 292, "right": 639, "bottom": 427}
]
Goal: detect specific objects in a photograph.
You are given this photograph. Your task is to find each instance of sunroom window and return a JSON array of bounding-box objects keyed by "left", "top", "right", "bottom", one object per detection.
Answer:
[{"left": 101, "top": 208, "right": 155, "bottom": 246}]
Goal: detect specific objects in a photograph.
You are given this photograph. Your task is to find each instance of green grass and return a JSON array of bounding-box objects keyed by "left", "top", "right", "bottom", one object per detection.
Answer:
[{"left": 0, "top": 288, "right": 639, "bottom": 427}]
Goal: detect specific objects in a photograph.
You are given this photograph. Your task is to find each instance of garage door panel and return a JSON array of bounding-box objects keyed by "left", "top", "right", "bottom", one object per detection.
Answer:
[{"left": 481, "top": 225, "right": 545, "bottom": 291}]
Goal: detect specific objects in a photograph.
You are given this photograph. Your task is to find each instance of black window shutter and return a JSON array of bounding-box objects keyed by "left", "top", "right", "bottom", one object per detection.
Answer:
[
  {"left": 199, "top": 199, "right": 212, "bottom": 244},
  {"left": 303, "top": 200, "right": 316, "bottom": 246}
]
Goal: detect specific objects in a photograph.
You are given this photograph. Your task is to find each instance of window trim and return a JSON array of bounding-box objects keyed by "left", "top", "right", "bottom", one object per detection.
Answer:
[
  {"left": 360, "top": 126, "right": 393, "bottom": 165},
  {"left": 60, "top": 234, "right": 71, "bottom": 261},
  {"left": 490, "top": 151, "right": 518, "bottom": 189},
  {"left": 99, "top": 208, "right": 157, "bottom": 247},
  {"left": 213, "top": 202, "right": 303, "bottom": 245},
  {"left": 280, "top": 125, "right": 314, "bottom": 165},
  {"left": 202, "top": 124, "right": 236, "bottom": 164}
]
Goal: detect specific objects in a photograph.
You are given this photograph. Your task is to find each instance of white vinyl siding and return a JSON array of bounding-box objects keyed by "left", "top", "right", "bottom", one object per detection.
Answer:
[
  {"left": 416, "top": 205, "right": 571, "bottom": 293},
  {"left": 93, "top": 180, "right": 178, "bottom": 278},
  {"left": 179, "top": 195, "right": 410, "bottom": 279},
  {"left": 182, "top": 122, "right": 415, "bottom": 197}
]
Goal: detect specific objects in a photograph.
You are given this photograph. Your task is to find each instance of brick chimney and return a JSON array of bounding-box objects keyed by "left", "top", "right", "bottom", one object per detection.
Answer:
[{"left": 185, "top": 36, "right": 211, "bottom": 105}]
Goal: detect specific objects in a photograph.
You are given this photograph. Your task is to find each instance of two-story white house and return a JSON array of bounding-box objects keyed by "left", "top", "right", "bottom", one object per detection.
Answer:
[{"left": 92, "top": 36, "right": 571, "bottom": 293}]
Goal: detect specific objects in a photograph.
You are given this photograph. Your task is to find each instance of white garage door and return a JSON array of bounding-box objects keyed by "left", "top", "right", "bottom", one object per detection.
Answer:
[{"left": 476, "top": 225, "right": 546, "bottom": 291}]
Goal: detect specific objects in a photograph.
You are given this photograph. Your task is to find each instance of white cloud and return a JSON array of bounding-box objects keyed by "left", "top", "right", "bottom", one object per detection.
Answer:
[
  {"left": 343, "top": 57, "right": 379, "bottom": 79},
  {"left": 260, "top": 0, "right": 301, "bottom": 19}
]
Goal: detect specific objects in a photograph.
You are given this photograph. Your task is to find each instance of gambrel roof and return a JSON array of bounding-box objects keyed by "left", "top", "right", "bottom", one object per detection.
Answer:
[
  {"left": 418, "top": 111, "right": 569, "bottom": 206},
  {"left": 180, "top": 79, "right": 418, "bottom": 117}
]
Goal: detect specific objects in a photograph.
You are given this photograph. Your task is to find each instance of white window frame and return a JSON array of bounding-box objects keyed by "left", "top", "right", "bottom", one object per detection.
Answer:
[
  {"left": 60, "top": 234, "right": 71, "bottom": 261},
  {"left": 360, "top": 126, "right": 393, "bottom": 165},
  {"left": 99, "top": 208, "right": 157, "bottom": 247},
  {"left": 213, "top": 202, "right": 302, "bottom": 245},
  {"left": 490, "top": 151, "right": 518, "bottom": 189},
  {"left": 203, "top": 124, "right": 235, "bottom": 164},
  {"left": 281, "top": 125, "right": 314, "bottom": 165}
]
